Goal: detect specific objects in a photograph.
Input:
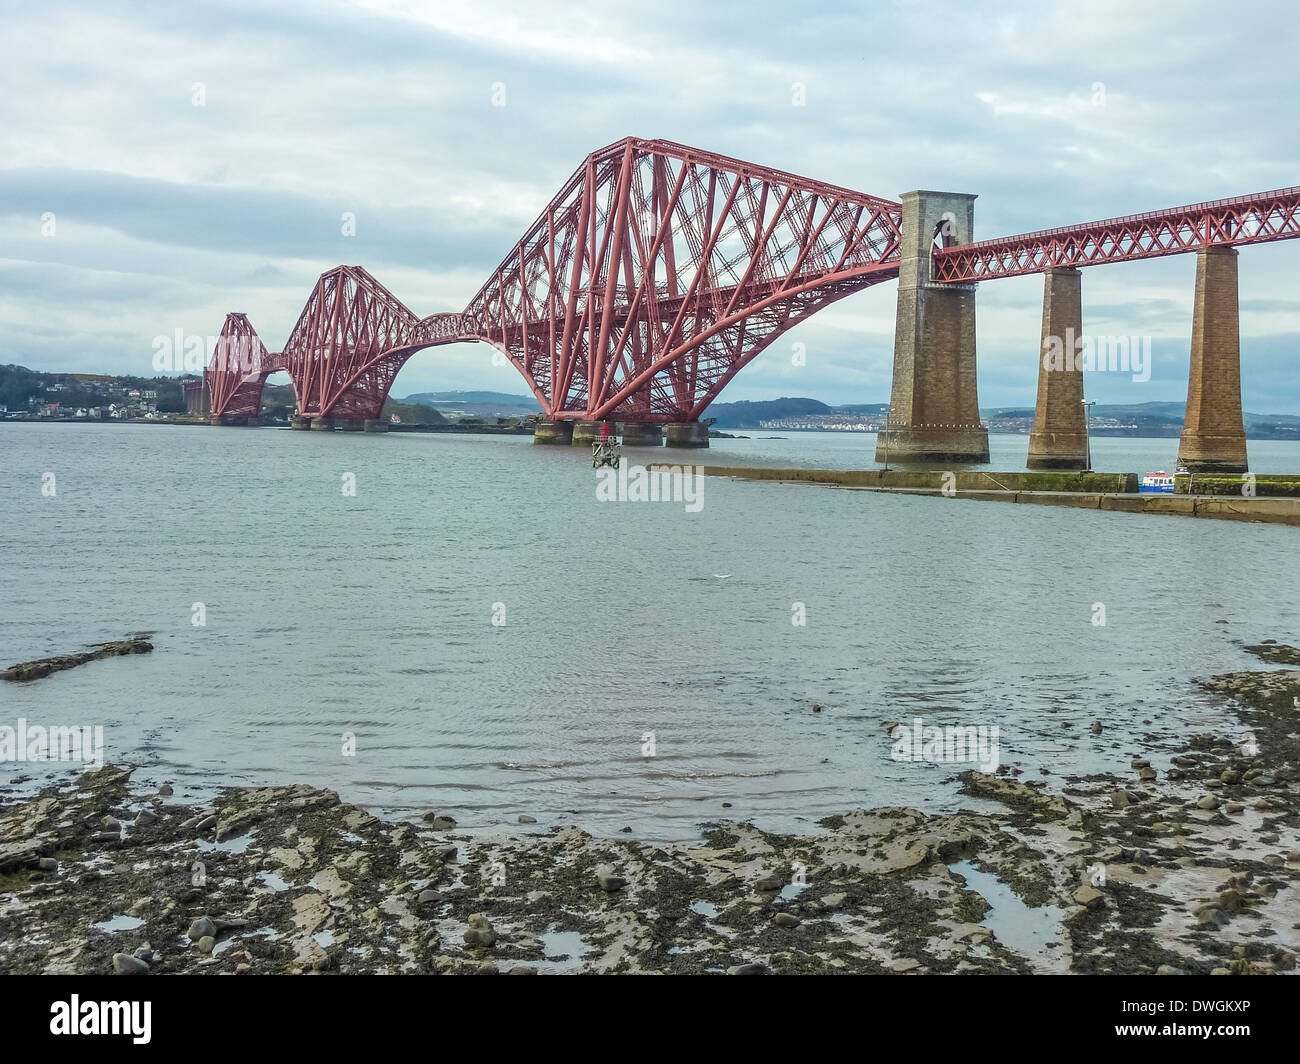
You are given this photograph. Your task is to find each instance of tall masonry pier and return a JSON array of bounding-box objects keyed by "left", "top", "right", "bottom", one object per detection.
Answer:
[
  {"left": 1177, "top": 245, "right": 1248, "bottom": 473},
  {"left": 876, "top": 190, "right": 989, "bottom": 464},
  {"left": 1026, "top": 268, "right": 1089, "bottom": 469}
]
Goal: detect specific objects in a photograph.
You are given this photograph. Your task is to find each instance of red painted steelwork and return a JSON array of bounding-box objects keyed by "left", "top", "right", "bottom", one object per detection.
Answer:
[
  {"left": 207, "top": 140, "right": 1298, "bottom": 423},
  {"left": 932, "top": 186, "right": 1300, "bottom": 282},
  {"left": 208, "top": 137, "right": 903, "bottom": 421}
]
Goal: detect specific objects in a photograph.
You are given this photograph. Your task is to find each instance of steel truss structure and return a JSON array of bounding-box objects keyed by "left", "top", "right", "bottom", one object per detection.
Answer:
[
  {"left": 931, "top": 187, "right": 1300, "bottom": 282},
  {"left": 206, "top": 142, "right": 1298, "bottom": 423}
]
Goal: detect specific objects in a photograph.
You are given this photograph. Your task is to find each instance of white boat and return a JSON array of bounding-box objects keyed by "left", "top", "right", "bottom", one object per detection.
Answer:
[{"left": 1140, "top": 471, "right": 1175, "bottom": 493}]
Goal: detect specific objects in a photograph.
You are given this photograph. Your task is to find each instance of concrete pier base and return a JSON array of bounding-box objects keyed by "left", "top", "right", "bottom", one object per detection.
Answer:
[
  {"left": 875, "top": 189, "right": 989, "bottom": 465},
  {"left": 290, "top": 417, "right": 312, "bottom": 430},
  {"left": 571, "top": 421, "right": 612, "bottom": 446},
  {"left": 210, "top": 415, "right": 256, "bottom": 427},
  {"left": 532, "top": 419, "right": 574, "bottom": 445},
  {"left": 309, "top": 417, "right": 336, "bottom": 432},
  {"left": 1027, "top": 268, "right": 1089, "bottom": 470},
  {"left": 363, "top": 419, "right": 389, "bottom": 433},
  {"left": 1178, "top": 246, "right": 1248, "bottom": 473},
  {"left": 337, "top": 418, "right": 365, "bottom": 432},
  {"left": 619, "top": 422, "right": 664, "bottom": 447},
  {"left": 664, "top": 422, "right": 710, "bottom": 448}
]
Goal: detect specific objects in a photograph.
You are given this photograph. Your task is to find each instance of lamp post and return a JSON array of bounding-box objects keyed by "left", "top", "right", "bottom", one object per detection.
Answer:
[{"left": 1081, "top": 399, "right": 1096, "bottom": 472}]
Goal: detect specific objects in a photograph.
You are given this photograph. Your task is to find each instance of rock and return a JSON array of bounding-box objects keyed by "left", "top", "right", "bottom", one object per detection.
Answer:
[
  {"left": 881, "top": 721, "right": 899, "bottom": 733},
  {"left": 1130, "top": 758, "right": 1150, "bottom": 769},
  {"left": 194, "top": 814, "right": 217, "bottom": 833},
  {"left": 727, "top": 962, "right": 768, "bottom": 975},
  {"left": 1138, "top": 767, "right": 1157, "bottom": 781},
  {"left": 187, "top": 917, "right": 216, "bottom": 940},
  {"left": 517, "top": 815, "right": 536, "bottom": 824},
  {"left": 1263, "top": 854, "right": 1284, "bottom": 867},
  {"left": 196, "top": 936, "right": 215, "bottom": 954},
  {"left": 134, "top": 808, "right": 158, "bottom": 827},
  {"left": 1156, "top": 964, "right": 1187, "bottom": 975},
  {"left": 158, "top": 783, "right": 173, "bottom": 797},
  {"left": 1196, "top": 796, "right": 1220, "bottom": 810},
  {"left": 112, "top": 953, "right": 149, "bottom": 975},
  {"left": 888, "top": 958, "right": 921, "bottom": 973},
  {"left": 1225, "top": 803, "right": 1244, "bottom": 814},
  {"left": 463, "top": 914, "right": 495, "bottom": 948},
  {"left": 773, "top": 913, "right": 800, "bottom": 928},
  {"left": 1073, "top": 885, "right": 1103, "bottom": 908},
  {"left": 1110, "top": 789, "right": 1131, "bottom": 809},
  {"left": 37, "top": 857, "right": 58, "bottom": 871},
  {"left": 1288, "top": 851, "right": 1300, "bottom": 864},
  {"left": 754, "top": 872, "right": 784, "bottom": 892},
  {"left": 1090, "top": 722, "right": 1103, "bottom": 734},
  {"left": 424, "top": 813, "right": 456, "bottom": 830},
  {"left": 596, "top": 869, "right": 627, "bottom": 892},
  {"left": 416, "top": 889, "right": 440, "bottom": 907},
  {"left": 1195, "top": 905, "right": 1229, "bottom": 929},
  {"left": 508, "top": 965, "right": 538, "bottom": 975},
  {"left": 437, "top": 845, "right": 458, "bottom": 861},
  {"left": 1220, "top": 769, "right": 1240, "bottom": 784}
]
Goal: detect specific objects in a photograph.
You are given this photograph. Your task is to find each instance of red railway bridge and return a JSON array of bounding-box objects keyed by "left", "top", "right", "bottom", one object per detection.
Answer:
[{"left": 196, "top": 136, "right": 1299, "bottom": 471}]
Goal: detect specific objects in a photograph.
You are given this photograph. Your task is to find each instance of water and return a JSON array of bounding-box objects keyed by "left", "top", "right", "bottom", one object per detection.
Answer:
[{"left": 2, "top": 422, "right": 1298, "bottom": 841}]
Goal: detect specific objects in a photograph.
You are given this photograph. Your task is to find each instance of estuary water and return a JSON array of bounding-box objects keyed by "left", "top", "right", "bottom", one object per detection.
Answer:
[{"left": 1, "top": 423, "right": 1297, "bottom": 840}]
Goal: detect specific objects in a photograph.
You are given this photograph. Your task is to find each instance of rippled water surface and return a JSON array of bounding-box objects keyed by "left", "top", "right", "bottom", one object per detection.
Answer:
[{"left": 2, "top": 423, "right": 1297, "bottom": 839}]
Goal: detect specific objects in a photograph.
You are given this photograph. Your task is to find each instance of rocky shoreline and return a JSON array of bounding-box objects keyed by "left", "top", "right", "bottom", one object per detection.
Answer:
[{"left": 1, "top": 646, "right": 1297, "bottom": 975}]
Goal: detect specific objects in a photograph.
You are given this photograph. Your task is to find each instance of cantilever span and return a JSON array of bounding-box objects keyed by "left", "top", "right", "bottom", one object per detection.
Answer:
[{"left": 205, "top": 136, "right": 904, "bottom": 423}]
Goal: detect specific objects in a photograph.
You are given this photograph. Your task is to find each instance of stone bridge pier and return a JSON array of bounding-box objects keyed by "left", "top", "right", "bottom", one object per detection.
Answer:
[
  {"left": 877, "top": 190, "right": 989, "bottom": 464},
  {"left": 1027, "top": 268, "right": 1089, "bottom": 469},
  {"left": 1178, "top": 246, "right": 1247, "bottom": 473}
]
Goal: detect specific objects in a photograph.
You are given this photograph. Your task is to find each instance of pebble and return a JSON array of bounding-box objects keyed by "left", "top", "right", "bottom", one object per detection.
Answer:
[
  {"left": 463, "top": 914, "right": 495, "bottom": 948},
  {"left": 196, "top": 936, "right": 215, "bottom": 954},
  {"left": 1196, "top": 796, "right": 1220, "bottom": 810},
  {"left": 1073, "top": 885, "right": 1103, "bottom": 908},
  {"left": 112, "top": 953, "right": 149, "bottom": 975},
  {"left": 187, "top": 917, "right": 216, "bottom": 940},
  {"left": 773, "top": 913, "right": 800, "bottom": 928}
]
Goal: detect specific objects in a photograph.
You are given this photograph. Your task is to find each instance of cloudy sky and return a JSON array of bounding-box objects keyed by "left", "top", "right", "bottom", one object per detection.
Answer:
[{"left": 2, "top": 0, "right": 1296, "bottom": 411}]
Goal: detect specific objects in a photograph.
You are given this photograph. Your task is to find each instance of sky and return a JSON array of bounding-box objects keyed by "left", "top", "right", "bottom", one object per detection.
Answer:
[{"left": 1, "top": 0, "right": 1297, "bottom": 412}]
